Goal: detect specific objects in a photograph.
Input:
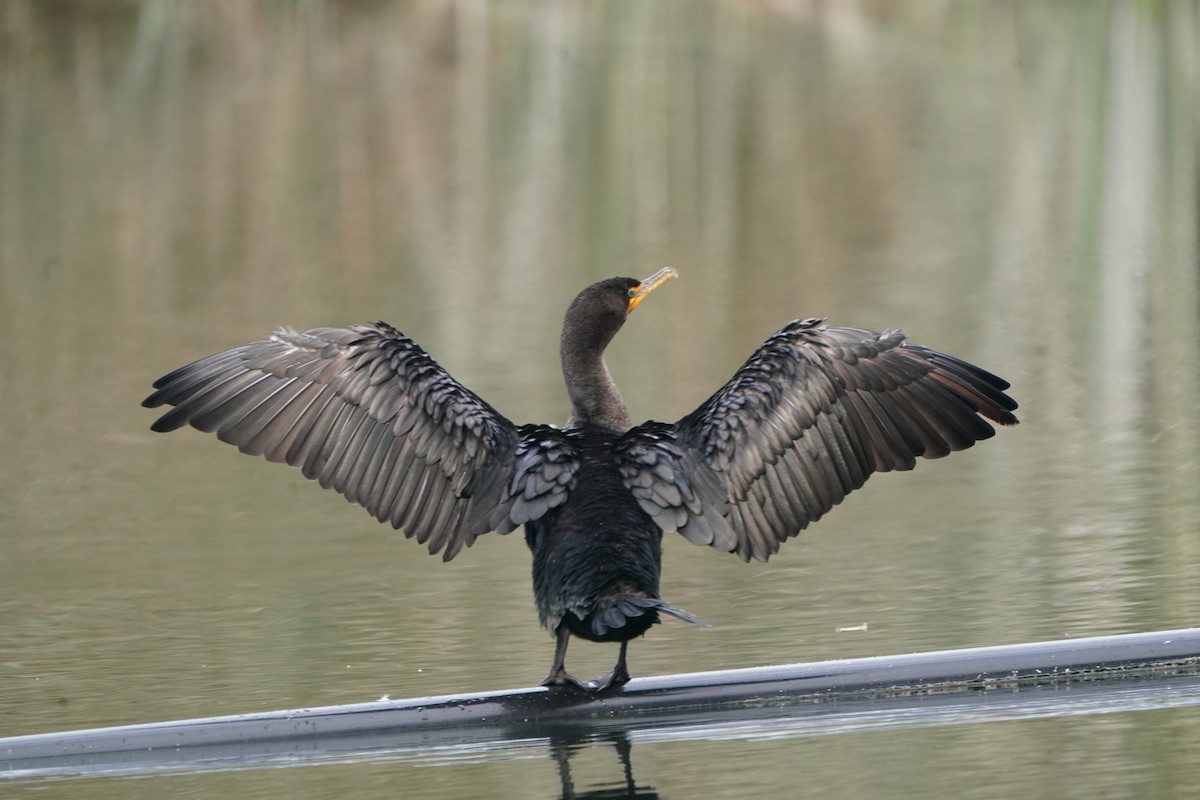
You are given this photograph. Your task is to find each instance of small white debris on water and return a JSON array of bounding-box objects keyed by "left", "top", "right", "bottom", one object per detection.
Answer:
[
  {"left": 836, "top": 622, "right": 869, "bottom": 632},
  {"left": 379, "top": 693, "right": 390, "bottom": 701}
]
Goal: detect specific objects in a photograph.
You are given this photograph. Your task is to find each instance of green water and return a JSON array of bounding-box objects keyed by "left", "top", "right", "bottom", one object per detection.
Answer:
[{"left": 2, "top": 1, "right": 1199, "bottom": 797}]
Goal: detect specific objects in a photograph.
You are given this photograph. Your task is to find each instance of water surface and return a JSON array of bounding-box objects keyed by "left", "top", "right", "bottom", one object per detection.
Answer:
[{"left": 2, "top": 1, "right": 1198, "bottom": 797}]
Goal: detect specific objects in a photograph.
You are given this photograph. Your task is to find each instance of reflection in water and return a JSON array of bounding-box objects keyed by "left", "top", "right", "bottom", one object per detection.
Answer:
[
  {"left": 5, "top": 668, "right": 1198, "bottom": 786},
  {"left": 551, "top": 734, "right": 657, "bottom": 800}
]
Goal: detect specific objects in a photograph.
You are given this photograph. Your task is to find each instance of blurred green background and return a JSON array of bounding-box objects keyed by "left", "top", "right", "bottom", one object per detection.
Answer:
[{"left": 2, "top": 1, "right": 1198, "bottom": 797}]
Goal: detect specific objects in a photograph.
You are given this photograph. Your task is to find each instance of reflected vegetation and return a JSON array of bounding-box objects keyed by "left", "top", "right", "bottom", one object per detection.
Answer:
[{"left": 2, "top": 0, "right": 1199, "bottom": 797}]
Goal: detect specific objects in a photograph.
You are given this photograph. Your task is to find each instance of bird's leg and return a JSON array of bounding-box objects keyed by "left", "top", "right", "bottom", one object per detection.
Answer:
[
  {"left": 586, "top": 640, "right": 632, "bottom": 692},
  {"left": 539, "top": 624, "right": 588, "bottom": 690}
]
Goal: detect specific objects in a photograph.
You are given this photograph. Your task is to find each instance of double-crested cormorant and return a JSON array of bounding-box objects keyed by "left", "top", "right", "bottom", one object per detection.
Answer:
[{"left": 143, "top": 267, "right": 1018, "bottom": 691}]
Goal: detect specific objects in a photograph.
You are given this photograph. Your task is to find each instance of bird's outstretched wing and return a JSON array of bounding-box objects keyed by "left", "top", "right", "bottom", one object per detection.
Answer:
[
  {"left": 143, "top": 323, "right": 578, "bottom": 560},
  {"left": 617, "top": 319, "right": 1019, "bottom": 562}
]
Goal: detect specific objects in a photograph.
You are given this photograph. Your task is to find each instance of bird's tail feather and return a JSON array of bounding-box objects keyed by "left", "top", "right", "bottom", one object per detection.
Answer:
[{"left": 590, "top": 594, "right": 709, "bottom": 637}]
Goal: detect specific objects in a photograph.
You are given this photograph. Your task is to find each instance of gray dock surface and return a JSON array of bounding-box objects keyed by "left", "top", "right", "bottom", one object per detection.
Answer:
[{"left": 5, "top": 627, "right": 1200, "bottom": 780}]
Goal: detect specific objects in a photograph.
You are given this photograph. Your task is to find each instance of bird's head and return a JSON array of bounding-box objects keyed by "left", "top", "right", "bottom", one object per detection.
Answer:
[
  {"left": 563, "top": 267, "right": 678, "bottom": 349},
  {"left": 559, "top": 267, "right": 677, "bottom": 430},
  {"left": 625, "top": 266, "right": 678, "bottom": 313}
]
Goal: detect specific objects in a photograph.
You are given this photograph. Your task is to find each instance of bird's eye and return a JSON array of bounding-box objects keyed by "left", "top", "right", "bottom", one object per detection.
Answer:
[{"left": 627, "top": 288, "right": 637, "bottom": 298}]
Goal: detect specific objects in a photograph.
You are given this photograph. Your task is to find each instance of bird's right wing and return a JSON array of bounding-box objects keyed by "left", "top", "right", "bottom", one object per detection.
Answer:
[
  {"left": 144, "top": 323, "right": 578, "bottom": 560},
  {"left": 617, "top": 319, "right": 1018, "bottom": 562}
]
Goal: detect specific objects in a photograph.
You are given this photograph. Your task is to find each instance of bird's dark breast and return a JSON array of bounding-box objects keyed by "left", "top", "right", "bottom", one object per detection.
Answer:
[{"left": 525, "top": 430, "right": 664, "bottom": 643}]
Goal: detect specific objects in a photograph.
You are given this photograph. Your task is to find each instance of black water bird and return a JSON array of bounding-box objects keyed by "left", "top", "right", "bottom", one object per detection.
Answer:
[{"left": 143, "top": 267, "right": 1018, "bottom": 691}]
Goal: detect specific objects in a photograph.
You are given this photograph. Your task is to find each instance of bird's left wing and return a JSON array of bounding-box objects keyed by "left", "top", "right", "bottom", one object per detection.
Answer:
[
  {"left": 144, "top": 323, "right": 575, "bottom": 560},
  {"left": 617, "top": 319, "right": 1018, "bottom": 562}
]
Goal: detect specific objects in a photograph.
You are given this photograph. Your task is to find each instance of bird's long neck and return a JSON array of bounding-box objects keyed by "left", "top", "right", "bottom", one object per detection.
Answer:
[{"left": 561, "top": 325, "right": 632, "bottom": 432}]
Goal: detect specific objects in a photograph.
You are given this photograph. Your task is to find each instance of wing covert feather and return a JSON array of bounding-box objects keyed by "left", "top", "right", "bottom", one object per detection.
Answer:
[
  {"left": 144, "top": 323, "right": 576, "bottom": 560},
  {"left": 620, "top": 319, "right": 1018, "bottom": 562}
]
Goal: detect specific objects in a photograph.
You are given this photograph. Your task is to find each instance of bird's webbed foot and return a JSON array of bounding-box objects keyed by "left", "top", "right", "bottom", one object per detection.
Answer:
[
  {"left": 540, "top": 624, "right": 591, "bottom": 691},
  {"left": 541, "top": 626, "right": 632, "bottom": 693},
  {"left": 585, "top": 641, "right": 631, "bottom": 692},
  {"left": 539, "top": 667, "right": 590, "bottom": 691},
  {"left": 584, "top": 665, "right": 631, "bottom": 693}
]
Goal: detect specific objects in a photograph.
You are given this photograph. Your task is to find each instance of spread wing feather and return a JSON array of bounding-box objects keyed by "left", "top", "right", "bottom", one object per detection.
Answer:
[
  {"left": 619, "top": 319, "right": 1018, "bottom": 562},
  {"left": 144, "top": 323, "right": 579, "bottom": 560}
]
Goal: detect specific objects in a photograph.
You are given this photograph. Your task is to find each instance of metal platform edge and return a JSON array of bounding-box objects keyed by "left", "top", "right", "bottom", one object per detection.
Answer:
[{"left": 4, "top": 626, "right": 1200, "bottom": 772}]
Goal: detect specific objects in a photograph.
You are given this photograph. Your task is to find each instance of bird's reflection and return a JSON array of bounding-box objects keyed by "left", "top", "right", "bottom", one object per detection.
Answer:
[{"left": 549, "top": 731, "right": 658, "bottom": 800}]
